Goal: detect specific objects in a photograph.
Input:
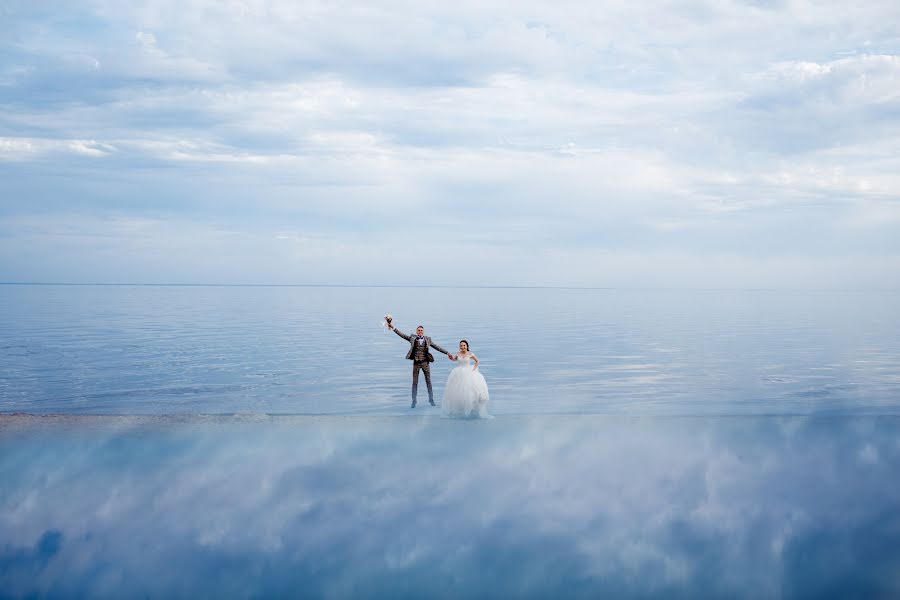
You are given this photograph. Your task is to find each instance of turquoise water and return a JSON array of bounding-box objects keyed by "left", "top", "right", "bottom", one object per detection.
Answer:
[{"left": 2, "top": 285, "right": 899, "bottom": 596}]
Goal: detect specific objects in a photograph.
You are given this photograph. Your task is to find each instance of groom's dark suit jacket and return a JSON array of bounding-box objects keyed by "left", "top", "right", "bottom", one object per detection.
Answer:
[{"left": 393, "top": 328, "right": 450, "bottom": 362}]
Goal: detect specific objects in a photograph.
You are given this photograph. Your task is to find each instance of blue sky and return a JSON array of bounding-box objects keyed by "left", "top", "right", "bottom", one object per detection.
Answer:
[{"left": 1, "top": 1, "right": 899, "bottom": 287}]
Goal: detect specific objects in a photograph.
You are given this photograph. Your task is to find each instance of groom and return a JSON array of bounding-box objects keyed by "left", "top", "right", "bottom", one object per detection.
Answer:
[{"left": 388, "top": 320, "right": 453, "bottom": 408}]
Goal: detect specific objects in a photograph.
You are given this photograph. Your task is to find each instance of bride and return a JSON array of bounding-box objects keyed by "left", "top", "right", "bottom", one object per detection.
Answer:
[{"left": 442, "top": 340, "right": 490, "bottom": 419}]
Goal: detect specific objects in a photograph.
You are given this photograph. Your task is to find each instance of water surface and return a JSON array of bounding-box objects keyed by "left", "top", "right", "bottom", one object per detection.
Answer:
[
  {"left": 2, "top": 285, "right": 898, "bottom": 415},
  {"left": 2, "top": 414, "right": 899, "bottom": 598}
]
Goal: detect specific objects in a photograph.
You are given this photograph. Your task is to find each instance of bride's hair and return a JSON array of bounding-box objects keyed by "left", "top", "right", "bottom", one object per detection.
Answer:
[{"left": 459, "top": 340, "right": 469, "bottom": 351}]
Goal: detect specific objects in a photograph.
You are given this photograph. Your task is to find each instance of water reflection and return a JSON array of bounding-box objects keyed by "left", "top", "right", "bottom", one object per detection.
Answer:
[
  {"left": 2, "top": 415, "right": 899, "bottom": 597},
  {"left": 1, "top": 286, "right": 899, "bottom": 415}
]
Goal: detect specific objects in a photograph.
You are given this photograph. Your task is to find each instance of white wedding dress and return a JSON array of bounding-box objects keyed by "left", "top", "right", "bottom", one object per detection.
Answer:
[{"left": 441, "top": 355, "right": 490, "bottom": 419}]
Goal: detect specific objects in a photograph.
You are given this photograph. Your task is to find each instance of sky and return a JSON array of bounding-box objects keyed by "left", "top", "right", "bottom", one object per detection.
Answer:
[{"left": 1, "top": 1, "right": 899, "bottom": 287}]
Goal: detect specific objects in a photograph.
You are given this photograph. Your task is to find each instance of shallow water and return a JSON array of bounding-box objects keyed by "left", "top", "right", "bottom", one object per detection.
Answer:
[
  {"left": 3, "top": 286, "right": 899, "bottom": 596},
  {"left": 2, "top": 285, "right": 899, "bottom": 415},
  {"left": 2, "top": 414, "right": 899, "bottom": 597}
]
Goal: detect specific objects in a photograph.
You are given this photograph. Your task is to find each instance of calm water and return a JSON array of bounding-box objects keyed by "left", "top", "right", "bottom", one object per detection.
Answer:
[
  {"left": 3, "top": 285, "right": 900, "bottom": 597},
  {"left": 1, "top": 285, "right": 898, "bottom": 415},
  {"left": 2, "top": 413, "right": 900, "bottom": 597}
]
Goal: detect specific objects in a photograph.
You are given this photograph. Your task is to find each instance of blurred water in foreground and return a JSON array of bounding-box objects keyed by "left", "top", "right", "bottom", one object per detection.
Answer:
[
  {"left": 2, "top": 414, "right": 899, "bottom": 597},
  {"left": 2, "top": 285, "right": 899, "bottom": 415}
]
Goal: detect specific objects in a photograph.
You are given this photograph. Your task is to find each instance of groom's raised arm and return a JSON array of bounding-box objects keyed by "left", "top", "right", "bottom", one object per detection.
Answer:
[{"left": 392, "top": 327, "right": 412, "bottom": 342}]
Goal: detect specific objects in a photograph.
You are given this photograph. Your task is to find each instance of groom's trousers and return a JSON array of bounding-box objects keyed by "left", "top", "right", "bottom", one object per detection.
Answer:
[{"left": 411, "top": 360, "right": 433, "bottom": 402}]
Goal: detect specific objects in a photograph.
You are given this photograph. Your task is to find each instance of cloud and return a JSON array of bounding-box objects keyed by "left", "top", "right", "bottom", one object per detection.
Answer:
[
  {"left": 731, "top": 54, "right": 900, "bottom": 153},
  {"left": 1, "top": 1, "right": 899, "bottom": 286},
  {"left": 1, "top": 415, "right": 900, "bottom": 596}
]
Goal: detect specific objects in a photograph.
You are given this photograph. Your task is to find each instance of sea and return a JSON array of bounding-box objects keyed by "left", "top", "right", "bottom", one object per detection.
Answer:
[{"left": 2, "top": 284, "right": 899, "bottom": 597}]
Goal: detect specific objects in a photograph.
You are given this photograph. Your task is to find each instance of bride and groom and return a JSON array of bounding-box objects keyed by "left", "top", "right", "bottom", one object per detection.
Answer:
[{"left": 385, "top": 316, "right": 489, "bottom": 418}]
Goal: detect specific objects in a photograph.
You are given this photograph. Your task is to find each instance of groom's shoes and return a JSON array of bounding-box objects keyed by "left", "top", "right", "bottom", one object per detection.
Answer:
[
  {"left": 429, "top": 399, "right": 436, "bottom": 406},
  {"left": 410, "top": 400, "right": 417, "bottom": 408}
]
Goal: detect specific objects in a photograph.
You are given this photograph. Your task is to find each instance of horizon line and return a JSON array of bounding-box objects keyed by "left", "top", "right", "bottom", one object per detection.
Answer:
[{"left": 1, "top": 282, "right": 898, "bottom": 292}]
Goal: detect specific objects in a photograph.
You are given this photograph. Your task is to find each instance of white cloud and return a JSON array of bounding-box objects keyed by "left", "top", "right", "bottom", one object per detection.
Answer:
[
  {"left": 135, "top": 31, "right": 156, "bottom": 47},
  {"left": 749, "top": 54, "right": 900, "bottom": 108},
  {"left": 1, "top": 1, "right": 899, "bottom": 285},
  {"left": 0, "top": 137, "right": 115, "bottom": 160}
]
